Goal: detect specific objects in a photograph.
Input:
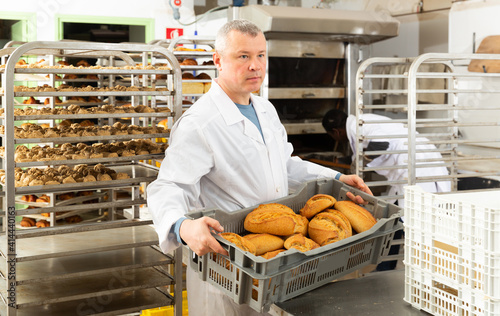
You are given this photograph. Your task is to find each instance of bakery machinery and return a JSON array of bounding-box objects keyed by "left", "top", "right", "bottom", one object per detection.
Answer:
[{"left": 227, "top": 5, "right": 399, "bottom": 153}]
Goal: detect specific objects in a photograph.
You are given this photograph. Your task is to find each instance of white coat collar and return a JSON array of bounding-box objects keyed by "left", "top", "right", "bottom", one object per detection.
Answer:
[{"left": 210, "top": 80, "right": 267, "bottom": 144}]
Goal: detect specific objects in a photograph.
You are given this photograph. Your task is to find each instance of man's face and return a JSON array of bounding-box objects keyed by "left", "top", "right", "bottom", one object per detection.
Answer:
[{"left": 214, "top": 30, "right": 267, "bottom": 104}]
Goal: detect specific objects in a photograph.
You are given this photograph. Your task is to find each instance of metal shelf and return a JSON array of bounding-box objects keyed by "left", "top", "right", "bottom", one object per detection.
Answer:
[
  {"left": 1, "top": 267, "right": 172, "bottom": 308},
  {"left": 0, "top": 225, "right": 159, "bottom": 262},
  {"left": 0, "top": 246, "right": 172, "bottom": 285},
  {"left": 1, "top": 41, "right": 183, "bottom": 316},
  {"left": 0, "top": 287, "right": 173, "bottom": 316}
]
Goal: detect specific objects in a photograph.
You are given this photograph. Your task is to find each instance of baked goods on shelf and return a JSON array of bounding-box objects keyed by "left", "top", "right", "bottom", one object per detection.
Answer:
[
  {"left": 20, "top": 217, "right": 36, "bottom": 227},
  {"left": 13, "top": 84, "right": 169, "bottom": 93},
  {"left": 0, "top": 121, "right": 167, "bottom": 139},
  {"left": 1, "top": 61, "right": 171, "bottom": 70},
  {"left": 4, "top": 163, "right": 130, "bottom": 187},
  {"left": 44, "top": 97, "right": 63, "bottom": 105},
  {"left": 23, "top": 96, "right": 41, "bottom": 104},
  {"left": 2, "top": 103, "right": 170, "bottom": 117},
  {"left": 180, "top": 58, "right": 198, "bottom": 65},
  {"left": 2, "top": 139, "right": 167, "bottom": 163},
  {"left": 36, "top": 220, "right": 50, "bottom": 228}
]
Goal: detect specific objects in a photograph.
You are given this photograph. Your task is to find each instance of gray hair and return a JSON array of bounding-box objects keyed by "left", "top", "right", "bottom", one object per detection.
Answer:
[{"left": 215, "top": 19, "right": 263, "bottom": 56}]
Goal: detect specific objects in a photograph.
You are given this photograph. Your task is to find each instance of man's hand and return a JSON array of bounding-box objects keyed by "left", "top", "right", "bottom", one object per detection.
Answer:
[
  {"left": 179, "top": 217, "right": 229, "bottom": 257},
  {"left": 339, "top": 174, "right": 373, "bottom": 204}
]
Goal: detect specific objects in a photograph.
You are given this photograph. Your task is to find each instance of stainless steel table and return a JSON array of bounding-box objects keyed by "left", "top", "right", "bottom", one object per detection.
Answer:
[{"left": 271, "top": 269, "right": 429, "bottom": 316}]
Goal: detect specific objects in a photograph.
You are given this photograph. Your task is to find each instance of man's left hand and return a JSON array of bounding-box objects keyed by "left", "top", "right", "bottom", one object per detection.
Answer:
[{"left": 338, "top": 174, "right": 373, "bottom": 204}]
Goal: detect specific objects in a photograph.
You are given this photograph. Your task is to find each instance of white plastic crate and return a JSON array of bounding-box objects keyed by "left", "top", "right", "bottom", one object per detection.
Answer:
[
  {"left": 405, "top": 265, "right": 500, "bottom": 316},
  {"left": 404, "top": 186, "right": 500, "bottom": 315}
]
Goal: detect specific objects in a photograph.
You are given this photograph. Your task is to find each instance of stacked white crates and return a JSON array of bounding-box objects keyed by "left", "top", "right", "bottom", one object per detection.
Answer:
[{"left": 404, "top": 186, "right": 500, "bottom": 316}]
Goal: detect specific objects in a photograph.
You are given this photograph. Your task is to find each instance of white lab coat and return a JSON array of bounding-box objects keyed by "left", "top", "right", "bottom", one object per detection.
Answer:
[
  {"left": 346, "top": 114, "right": 450, "bottom": 207},
  {"left": 147, "top": 80, "right": 339, "bottom": 315}
]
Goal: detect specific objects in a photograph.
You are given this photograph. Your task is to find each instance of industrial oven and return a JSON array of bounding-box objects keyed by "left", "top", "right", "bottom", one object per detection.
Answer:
[{"left": 228, "top": 5, "right": 399, "bottom": 154}]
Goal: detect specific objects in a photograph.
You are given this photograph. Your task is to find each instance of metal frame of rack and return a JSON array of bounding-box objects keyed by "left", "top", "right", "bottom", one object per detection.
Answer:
[
  {"left": 0, "top": 41, "right": 183, "bottom": 315},
  {"left": 355, "top": 53, "right": 500, "bottom": 202}
]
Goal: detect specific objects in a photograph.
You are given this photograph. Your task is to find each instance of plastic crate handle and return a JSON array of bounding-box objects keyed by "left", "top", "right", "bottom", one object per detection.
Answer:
[{"left": 339, "top": 184, "right": 380, "bottom": 208}]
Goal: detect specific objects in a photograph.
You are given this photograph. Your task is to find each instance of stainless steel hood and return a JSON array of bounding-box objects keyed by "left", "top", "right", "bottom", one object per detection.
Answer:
[{"left": 229, "top": 5, "right": 399, "bottom": 43}]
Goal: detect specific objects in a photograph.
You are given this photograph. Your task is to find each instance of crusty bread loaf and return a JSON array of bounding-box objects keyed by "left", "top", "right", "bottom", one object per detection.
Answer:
[
  {"left": 299, "top": 194, "right": 337, "bottom": 219},
  {"left": 284, "top": 234, "right": 319, "bottom": 252},
  {"left": 244, "top": 204, "right": 308, "bottom": 236},
  {"left": 260, "top": 249, "right": 286, "bottom": 260},
  {"left": 334, "top": 201, "right": 377, "bottom": 233},
  {"left": 243, "top": 233, "right": 284, "bottom": 256},
  {"left": 220, "top": 232, "right": 257, "bottom": 255},
  {"left": 308, "top": 210, "right": 352, "bottom": 246}
]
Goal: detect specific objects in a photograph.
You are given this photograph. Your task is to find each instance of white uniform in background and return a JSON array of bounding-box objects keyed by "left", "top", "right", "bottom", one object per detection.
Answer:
[
  {"left": 346, "top": 114, "right": 450, "bottom": 207},
  {"left": 147, "top": 80, "right": 339, "bottom": 315}
]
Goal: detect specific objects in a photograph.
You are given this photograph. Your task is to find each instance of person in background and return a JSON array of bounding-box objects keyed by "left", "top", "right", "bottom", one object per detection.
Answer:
[
  {"left": 322, "top": 109, "right": 450, "bottom": 271},
  {"left": 147, "top": 20, "right": 372, "bottom": 315},
  {"left": 322, "top": 109, "right": 450, "bottom": 207}
]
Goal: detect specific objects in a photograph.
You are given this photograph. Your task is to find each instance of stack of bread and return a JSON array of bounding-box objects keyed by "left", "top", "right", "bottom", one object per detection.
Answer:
[
  {"left": 13, "top": 84, "right": 168, "bottom": 93},
  {"left": 1, "top": 139, "right": 167, "bottom": 163},
  {"left": 1, "top": 104, "right": 170, "bottom": 116},
  {"left": 0, "top": 122, "right": 167, "bottom": 139},
  {"left": 219, "top": 194, "right": 377, "bottom": 260},
  {"left": 0, "top": 163, "right": 130, "bottom": 187}
]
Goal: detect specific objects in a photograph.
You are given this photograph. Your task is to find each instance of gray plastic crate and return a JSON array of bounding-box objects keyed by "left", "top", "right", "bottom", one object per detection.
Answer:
[{"left": 186, "top": 178, "right": 402, "bottom": 312}]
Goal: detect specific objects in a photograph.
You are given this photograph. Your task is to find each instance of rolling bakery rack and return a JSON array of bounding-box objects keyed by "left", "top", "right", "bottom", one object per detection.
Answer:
[
  {"left": 355, "top": 53, "right": 500, "bottom": 202},
  {"left": 0, "top": 41, "right": 183, "bottom": 315}
]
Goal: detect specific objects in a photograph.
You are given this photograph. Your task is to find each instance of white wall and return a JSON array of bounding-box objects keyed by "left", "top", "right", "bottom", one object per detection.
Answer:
[
  {"left": 1, "top": 0, "right": 198, "bottom": 42},
  {"left": 449, "top": 0, "right": 500, "bottom": 54},
  {"left": 372, "top": 10, "right": 449, "bottom": 58}
]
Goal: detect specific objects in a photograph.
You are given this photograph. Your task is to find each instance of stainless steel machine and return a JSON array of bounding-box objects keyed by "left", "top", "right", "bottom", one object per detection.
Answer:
[{"left": 228, "top": 5, "right": 399, "bottom": 153}]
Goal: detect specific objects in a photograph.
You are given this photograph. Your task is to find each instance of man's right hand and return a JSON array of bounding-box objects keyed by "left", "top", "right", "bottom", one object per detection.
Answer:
[{"left": 179, "top": 217, "right": 229, "bottom": 257}]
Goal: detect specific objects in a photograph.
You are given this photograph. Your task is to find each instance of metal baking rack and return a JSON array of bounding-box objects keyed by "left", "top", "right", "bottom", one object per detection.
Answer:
[
  {"left": 158, "top": 36, "right": 217, "bottom": 105},
  {"left": 355, "top": 53, "right": 500, "bottom": 202},
  {"left": 0, "top": 41, "right": 183, "bottom": 316}
]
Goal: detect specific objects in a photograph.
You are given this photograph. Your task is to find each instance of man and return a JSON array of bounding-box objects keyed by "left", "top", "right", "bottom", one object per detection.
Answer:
[
  {"left": 322, "top": 109, "right": 451, "bottom": 207},
  {"left": 147, "top": 20, "right": 372, "bottom": 315}
]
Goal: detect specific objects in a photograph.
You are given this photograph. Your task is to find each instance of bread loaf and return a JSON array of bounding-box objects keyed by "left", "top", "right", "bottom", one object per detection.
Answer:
[
  {"left": 243, "top": 233, "right": 284, "bottom": 256},
  {"left": 260, "top": 249, "right": 286, "bottom": 260},
  {"left": 220, "top": 232, "right": 257, "bottom": 255},
  {"left": 244, "top": 204, "right": 308, "bottom": 236},
  {"left": 308, "top": 210, "right": 352, "bottom": 246},
  {"left": 299, "top": 194, "right": 337, "bottom": 219},
  {"left": 334, "top": 201, "right": 377, "bottom": 233},
  {"left": 284, "top": 234, "right": 319, "bottom": 252}
]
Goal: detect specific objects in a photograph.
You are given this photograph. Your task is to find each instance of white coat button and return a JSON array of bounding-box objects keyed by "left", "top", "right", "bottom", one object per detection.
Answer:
[{"left": 276, "top": 186, "right": 280, "bottom": 192}]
